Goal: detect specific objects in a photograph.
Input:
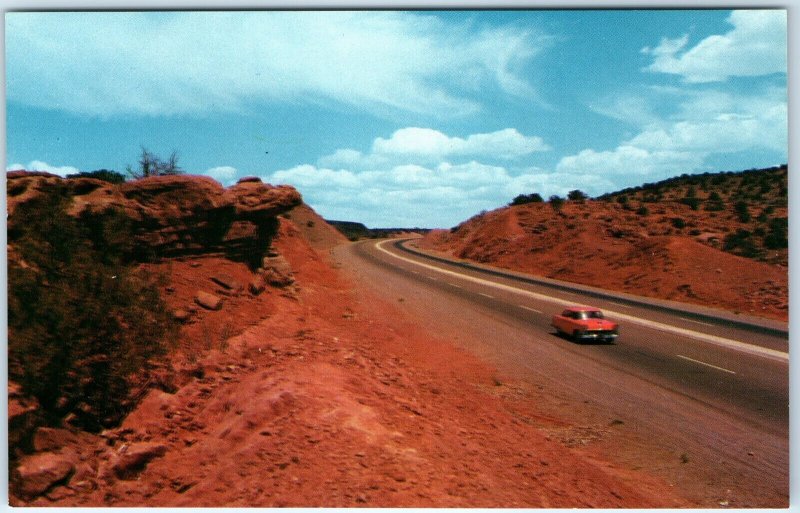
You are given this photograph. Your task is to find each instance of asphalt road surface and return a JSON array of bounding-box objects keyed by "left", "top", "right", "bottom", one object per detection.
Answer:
[{"left": 332, "top": 238, "right": 789, "bottom": 507}]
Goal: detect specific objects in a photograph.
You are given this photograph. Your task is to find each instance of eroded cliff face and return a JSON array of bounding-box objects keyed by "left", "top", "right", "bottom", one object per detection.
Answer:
[
  {"left": 6, "top": 172, "right": 306, "bottom": 482},
  {"left": 7, "top": 172, "right": 302, "bottom": 266}
]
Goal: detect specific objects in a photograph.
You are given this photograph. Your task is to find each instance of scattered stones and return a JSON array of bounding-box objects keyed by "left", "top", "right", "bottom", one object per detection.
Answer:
[
  {"left": 15, "top": 452, "right": 76, "bottom": 499},
  {"left": 194, "top": 291, "right": 223, "bottom": 311}
]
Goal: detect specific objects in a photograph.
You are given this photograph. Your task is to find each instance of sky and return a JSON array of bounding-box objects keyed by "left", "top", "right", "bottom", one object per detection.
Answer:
[{"left": 5, "top": 9, "right": 788, "bottom": 228}]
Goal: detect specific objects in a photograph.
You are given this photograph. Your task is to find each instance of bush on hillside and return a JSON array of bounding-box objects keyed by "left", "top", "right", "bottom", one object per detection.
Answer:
[
  {"left": 66, "top": 169, "right": 126, "bottom": 184},
  {"left": 8, "top": 188, "right": 177, "bottom": 432},
  {"left": 548, "top": 195, "right": 565, "bottom": 212},
  {"left": 567, "top": 189, "right": 588, "bottom": 202},
  {"left": 510, "top": 193, "right": 544, "bottom": 206}
]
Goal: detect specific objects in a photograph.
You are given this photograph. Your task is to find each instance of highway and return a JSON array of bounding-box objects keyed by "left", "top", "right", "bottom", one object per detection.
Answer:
[{"left": 332, "top": 237, "right": 789, "bottom": 507}]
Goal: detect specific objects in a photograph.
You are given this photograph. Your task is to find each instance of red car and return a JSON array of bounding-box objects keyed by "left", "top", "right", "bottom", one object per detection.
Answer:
[{"left": 551, "top": 306, "right": 619, "bottom": 343}]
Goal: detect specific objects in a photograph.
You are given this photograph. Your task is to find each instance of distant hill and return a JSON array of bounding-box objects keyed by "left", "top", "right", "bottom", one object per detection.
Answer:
[
  {"left": 418, "top": 165, "right": 787, "bottom": 321},
  {"left": 326, "top": 220, "right": 431, "bottom": 241}
]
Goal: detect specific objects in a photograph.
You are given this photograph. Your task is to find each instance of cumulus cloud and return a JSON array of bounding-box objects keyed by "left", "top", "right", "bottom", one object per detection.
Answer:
[
  {"left": 6, "top": 160, "right": 80, "bottom": 177},
  {"left": 264, "top": 155, "right": 612, "bottom": 227},
  {"left": 6, "top": 11, "right": 550, "bottom": 118},
  {"left": 372, "top": 127, "right": 550, "bottom": 160},
  {"left": 642, "top": 10, "right": 786, "bottom": 82},
  {"left": 319, "top": 127, "right": 550, "bottom": 172},
  {"left": 203, "top": 166, "right": 238, "bottom": 185},
  {"left": 573, "top": 85, "right": 786, "bottom": 179},
  {"left": 556, "top": 146, "right": 704, "bottom": 180}
]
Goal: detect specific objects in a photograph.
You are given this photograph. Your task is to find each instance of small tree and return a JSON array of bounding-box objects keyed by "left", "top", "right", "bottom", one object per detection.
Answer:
[
  {"left": 567, "top": 189, "right": 588, "bottom": 202},
  {"left": 126, "top": 147, "right": 183, "bottom": 179},
  {"left": 510, "top": 193, "right": 543, "bottom": 206},
  {"left": 549, "top": 195, "right": 564, "bottom": 212}
]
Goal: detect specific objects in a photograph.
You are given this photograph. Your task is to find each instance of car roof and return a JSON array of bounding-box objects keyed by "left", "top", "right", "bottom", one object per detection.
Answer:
[{"left": 565, "top": 306, "right": 602, "bottom": 312}]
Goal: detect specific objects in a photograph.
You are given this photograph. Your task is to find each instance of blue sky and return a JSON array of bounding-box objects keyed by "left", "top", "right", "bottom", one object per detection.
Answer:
[{"left": 5, "top": 10, "right": 787, "bottom": 227}]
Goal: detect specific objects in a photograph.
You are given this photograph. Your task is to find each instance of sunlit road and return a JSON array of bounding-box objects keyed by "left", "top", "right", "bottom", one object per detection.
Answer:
[{"left": 332, "top": 238, "right": 789, "bottom": 507}]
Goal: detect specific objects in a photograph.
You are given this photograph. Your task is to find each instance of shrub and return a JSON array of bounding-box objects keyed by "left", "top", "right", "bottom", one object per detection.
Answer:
[
  {"left": 671, "top": 217, "right": 686, "bottom": 229},
  {"left": 8, "top": 189, "right": 177, "bottom": 431},
  {"left": 763, "top": 217, "right": 788, "bottom": 249},
  {"left": 636, "top": 206, "right": 649, "bottom": 216},
  {"left": 567, "top": 189, "right": 588, "bottom": 202},
  {"left": 680, "top": 197, "right": 701, "bottom": 210},
  {"left": 723, "top": 229, "right": 761, "bottom": 258},
  {"left": 734, "top": 200, "right": 751, "bottom": 223},
  {"left": 549, "top": 195, "right": 565, "bottom": 212},
  {"left": 510, "top": 193, "right": 543, "bottom": 206},
  {"left": 66, "top": 169, "right": 127, "bottom": 184}
]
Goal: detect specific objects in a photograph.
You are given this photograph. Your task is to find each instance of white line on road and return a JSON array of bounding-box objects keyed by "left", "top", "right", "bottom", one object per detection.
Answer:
[
  {"left": 676, "top": 354, "right": 737, "bottom": 374},
  {"left": 520, "top": 305, "right": 543, "bottom": 314},
  {"left": 680, "top": 317, "right": 713, "bottom": 327},
  {"left": 478, "top": 293, "right": 495, "bottom": 299},
  {"left": 608, "top": 301, "right": 630, "bottom": 308},
  {"left": 374, "top": 240, "right": 788, "bottom": 363},
  {"left": 448, "top": 283, "right": 463, "bottom": 289}
]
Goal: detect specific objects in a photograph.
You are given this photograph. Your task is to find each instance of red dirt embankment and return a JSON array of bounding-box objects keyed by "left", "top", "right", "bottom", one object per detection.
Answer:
[
  {"left": 8, "top": 192, "right": 686, "bottom": 507},
  {"left": 419, "top": 201, "right": 787, "bottom": 321}
]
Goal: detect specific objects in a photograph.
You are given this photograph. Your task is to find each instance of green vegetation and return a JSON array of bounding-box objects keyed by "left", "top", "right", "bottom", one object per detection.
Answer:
[
  {"left": 66, "top": 169, "right": 126, "bottom": 184},
  {"left": 8, "top": 186, "right": 177, "bottom": 432},
  {"left": 596, "top": 164, "right": 787, "bottom": 261},
  {"left": 510, "top": 192, "right": 544, "bottom": 205},
  {"left": 567, "top": 189, "right": 588, "bottom": 202},
  {"left": 548, "top": 195, "right": 565, "bottom": 212}
]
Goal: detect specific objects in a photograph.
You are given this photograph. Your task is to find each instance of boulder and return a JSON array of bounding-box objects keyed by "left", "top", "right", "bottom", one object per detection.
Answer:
[
  {"left": 262, "top": 254, "right": 294, "bottom": 288},
  {"left": 223, "top": 181, "right": 302, "bottom": 220},
  {"left": 249, "top": 275, "right": 267, "bottom": 296},
  {"left": 33, "top": 428, "right": 81, "bottom": 452},
  {"left": 173, "top": 309, "right": 192, "bottom": 323},
  {"left": 211, "top": 273, "right": 244, "bottom": 293},
  {"left": 111, "top": 442, "right": 167, "bottom": 480},
  {"left": 15, "top": 452, "right": 76, "bottom": 499},
  {"left": 264, "top": 268, "right": 295, "bottom": 288},
  {"left": 195, "top": 291, "right": 223, "bottom": 311}
]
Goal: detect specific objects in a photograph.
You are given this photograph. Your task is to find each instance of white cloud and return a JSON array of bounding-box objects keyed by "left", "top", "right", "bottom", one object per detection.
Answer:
[
  {"left": 556, "top": 146, "right": 704, "bottom": 180},
  {"left": 372, "top": 127, "right": 549, "bottom": 160},
  {"left": 6, "top": 12, "right": 550, "bottom": 118},
  {"left": 6, "top": 160, "right": 80, "bottom": 177},
  {"left": 643, "top": 10, "right": 786, "bottom": 82},
  {"left": 318, "top": 127, "right": 550, "bottom": 172},
  {"left": 266, "top": 151, "right": 612, "bottom": 227},
  {"left": 574, "top": 84, "right": 787, "bottom": 182},
  {"left": 204, "top": 166, "right": 238, "bottom": 185}
]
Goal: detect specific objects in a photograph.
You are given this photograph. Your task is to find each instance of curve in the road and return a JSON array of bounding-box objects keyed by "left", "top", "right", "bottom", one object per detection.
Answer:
[
  {"left": 391, "top": 239, "right": 788, "bottom": 339},
  {"left": 375, "top": 239, "right": 788, "bottom": 363}
]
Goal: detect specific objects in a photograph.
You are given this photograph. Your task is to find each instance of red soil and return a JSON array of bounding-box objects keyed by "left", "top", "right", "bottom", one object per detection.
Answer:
[{"left": 14, "top": 213, "right": 687, "bottom": 508}]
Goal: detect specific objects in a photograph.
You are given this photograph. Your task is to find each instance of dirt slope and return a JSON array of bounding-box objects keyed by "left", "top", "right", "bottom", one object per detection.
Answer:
[
  {"left": 10, "top": 214, "right": 687, "bottom": 508},
  {"left": 419, "top": 200, "right": 787, "bottom": 321}
]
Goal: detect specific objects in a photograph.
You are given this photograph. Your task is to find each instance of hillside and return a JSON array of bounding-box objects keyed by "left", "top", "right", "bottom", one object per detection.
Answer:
[
  {"left": 419, "top": 166, "right": 788, "bottom": 321},
  {"left": 326, "top": 220, "right": 431, "bottom": 241},
  {"left": 7, "top": 171, "right": 686, "bottom": 507}
]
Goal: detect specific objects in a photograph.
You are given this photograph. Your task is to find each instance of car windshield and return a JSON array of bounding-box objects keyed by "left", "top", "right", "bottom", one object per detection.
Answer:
[{"left": 578, "top": 310, "right": 604, "bottom": 320}]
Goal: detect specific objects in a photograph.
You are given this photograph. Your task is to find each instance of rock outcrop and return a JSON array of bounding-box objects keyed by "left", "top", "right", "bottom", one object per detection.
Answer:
[{"left": 7, "top": 173, "right": 302, "bottom": 266}]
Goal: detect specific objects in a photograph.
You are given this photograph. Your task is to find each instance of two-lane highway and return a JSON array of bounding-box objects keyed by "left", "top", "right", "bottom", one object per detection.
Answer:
[{"left": 333, "top": 238, "right": 789, "bottom": 507}]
